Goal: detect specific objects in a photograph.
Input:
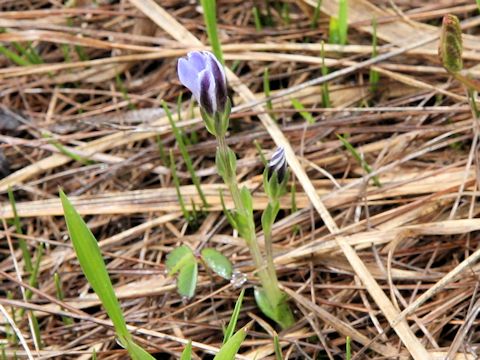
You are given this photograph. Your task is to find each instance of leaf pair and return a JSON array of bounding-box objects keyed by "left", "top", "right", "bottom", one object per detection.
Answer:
[{"left": 166, "top": 245, "right": 233, "bottom": 298}]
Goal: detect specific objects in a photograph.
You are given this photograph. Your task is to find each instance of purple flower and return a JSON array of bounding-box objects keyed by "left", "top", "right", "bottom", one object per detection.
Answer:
[
  {"left": 177, "top": 51, "right": 227, "bottom": 115},
  {"left": 267, "top": 147, "right": 287, "bottom": 183}
]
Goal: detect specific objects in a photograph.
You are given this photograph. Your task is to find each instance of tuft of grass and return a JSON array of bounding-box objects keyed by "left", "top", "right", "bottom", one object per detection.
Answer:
[
  {"left": 163, "top": 101, "right": 208, "bottom": 208},
  {"left": 60, "top": 190, "right": 155, "bottom": 359},
  {"left": 200, "top": 0, "right": 224, "bottom": 64},
  {"left": 337, "top": 134, "right": 381, "bottom": 187}
]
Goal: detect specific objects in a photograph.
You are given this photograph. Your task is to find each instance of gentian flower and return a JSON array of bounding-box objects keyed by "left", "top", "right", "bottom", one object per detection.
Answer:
[
  {"left": 267, "top": 147, "right": 287, "bottom": 183},
  {"left": 177, "top": 51, "right": 227, "bottom": 116}
]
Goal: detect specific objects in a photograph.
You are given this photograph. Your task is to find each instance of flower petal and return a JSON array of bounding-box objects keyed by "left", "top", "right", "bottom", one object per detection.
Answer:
[
  {"left": 188, "top": 51, "right": 208, "bottom": 72},
  {"left": 206, "top": 52, "right": 227, "bottom": 111},
  {"left": 199, "top": 69, "right": 217, "bottom": 115},
  {"left": 178, "top": 58, "right": 201, "bottom": 101}
]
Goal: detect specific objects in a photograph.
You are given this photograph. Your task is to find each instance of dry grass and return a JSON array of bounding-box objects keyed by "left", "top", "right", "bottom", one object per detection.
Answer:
[{"left": 0, "top": 0, "right": 480, "bottom": 359}]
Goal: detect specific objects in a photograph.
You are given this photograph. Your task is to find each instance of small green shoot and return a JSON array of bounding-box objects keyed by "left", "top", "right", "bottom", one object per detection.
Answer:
[
  {"left": 60, "top": 190, "right": 155, "bottom": 359},
  {"left": 328, "top": 17, "right": 340, "bottom": 44},
  {"left": 7, "top": 187, "right": 32, "bottom": 271},
  {"left": 156, "top": 135, "right": 170, "bottom": 167},
  {"left": 115, "top": 74, "right": 135, "bottom": 110},
  {"left": 281, "top": 3, "right": 290, "bottom": 25},
  {"left": 273, "top": 335, "right": 283, "bottom": 360},
  {"left": 311, "top": 0, "right": 322, "bottom": 28},
  {"left": 54, "top": 273, "right": 74, "bottom": 326},
  {"left": 213, "top": 326, "right": 246, "bottom": 360},
  {"left": 346, "top": 336, "right": 351, "bottom": 360},
  {"left": 252, "top": 7, "right": 263, "bottom": 31},
  {"left": 180, "top": 340, "right": 192, "bottom": 360},
  {"left": 291, "top": 99, "right": 315, "bottom": 124},
  {"left": 320, "top": 41, "right": 331, "bottom": 107},
  {"left": 223, "top": 288, "right": 244, "bottom": 343},
  {"left": 338, "top": 0, "right": 348, "bottom": 45},
  {"left": 163, "top": 101, "right": 208, "bottom": 208},
  {"left": 200, "top": 0, "right": 224, "bottom": 64},
  {"left": 254, "top": 140, "right": 267, "bottom": 166},
  {"left": 337, "top": 134, "right": 381, "bottom": 187},
  {"left": 369, "top": 18, "right": 379, "bottom": 92},
  {"left": 263, "top": 68, "right": 274, "bottom": 121},
  {"left": 42, "top": 133, "right": 93, "bottom": 165},
  {"left": 169, "top": 149, "right": 191, "bottom": 223}
]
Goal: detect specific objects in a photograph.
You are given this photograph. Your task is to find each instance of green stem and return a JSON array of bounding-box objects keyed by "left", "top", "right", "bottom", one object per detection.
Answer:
[{"left": 216, "top": 136, "right": 282, "bottom": 307}]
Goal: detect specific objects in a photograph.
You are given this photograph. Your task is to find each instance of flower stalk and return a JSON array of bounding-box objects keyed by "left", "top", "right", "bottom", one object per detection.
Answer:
[{"left": 178, "top": 51, "right": 294, "bottom": 328}]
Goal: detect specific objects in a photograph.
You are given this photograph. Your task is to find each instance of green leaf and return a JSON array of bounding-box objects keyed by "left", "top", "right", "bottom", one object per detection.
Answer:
[
  {"left": 166, "top": 245, "right": 194, "bottom": 276},
  {"left": 214, "top": 328, "right": 246, "bottom": 360},
  {"left": 291, "top": 99, "right": 314, "bottom": 124},
  {"left": 180, "top": 340, "right": 192, "bottom": 360},
  {"left": 60, "top": 190, "right": 130, "bottom": 342},
  {"left": 239, "top": 186, "right": 253, "bottom": 215},
  {"left": 178, "top": 260, "right": 198, "bottom": 298},
  {"left": 201, "top": 248, "right": 233, "bottom": 280},
  {"left": 254, "top": 287, "right": 294, "bottom": 329},
  {"left": 127, "top": 339, "right": 156, "bottom": 360},
  {"left": 223, "top": 289, "right": 245, "bottom": 344}
]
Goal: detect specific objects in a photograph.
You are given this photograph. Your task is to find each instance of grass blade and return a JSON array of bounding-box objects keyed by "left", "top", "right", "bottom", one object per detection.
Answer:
[
  {"left": 200, "top": 0, "right": 224, "bottom": 64},
  {"left": 223, "top": 288, "right": 245, "bottom": 344},
  {"left": 338, "top": 0, "right": 348, "bottom": 45},
  {"left": 180, "top": 340, "right": 192, "bottom": 360},
  {"left": 60, "top": 189, "right": 131, "bottom": 343},
  {"left": 214, "top": 327, "right": 246, "bottom": 360}
]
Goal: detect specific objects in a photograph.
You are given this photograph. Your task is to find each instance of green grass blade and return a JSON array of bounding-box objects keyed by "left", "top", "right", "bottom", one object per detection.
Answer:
[
  {"left": 346, "top": 336, "right": 351, "bottom": 360},
  {"left": 180, "top": 340, "right": 192, "bottom": 360},
  {"left": 223, "top": 288, "right": 245, "bottom": 344},
  {"left": 328, "top": 17, "right": 340, "bottom": 44},
  {"left": 163, "top": 101, "right": 208, "bottom": 207},
  {"left": 291, "top": 99, "right": 314, "bottom": 124},
  {"left": 337, "top": 134, "right": 381, "bottom": 187},
  {"left": 200, "top": 0, "right": 224, "bottom": 64},
  {"left": 7, "top": 187, "right": 32, "bottom": 272},
  {"left": 252, "top": 7, "right": 263, "bottom": 31},
  {"left": 338, "top": 0, "right": 348, "bottom": 45},
  {"left": 320, "top": 41, "right": 331, "bottom": 107},
  {"left": 60, "top": 190, "right": 155, "bottom": 359},
  {"left": 311, "top": 0, "right": 322, "bottom": 28},
  {"left": 60, "top": 190, "right": 131, "bottom": 343},
  {"left": 43, "top": 133, "right": 93, "bottom": 165},
  {"left": 169, "top": 150, "right": 191, "bottom": 222},
  {"left": 273, "top": 335, "right": 283, "bottom": 360},
  {"left": 0, "top": 45, "right": 30, "bottom": 66},
  {"left": 214, "top": 328, "right": 246, "bottom": 360},
  {"left": 54, "top": 273, "right": 74, "bottom": 326},
  {"left": 263, "top": 68, "right": 274, "bottom": 121}
]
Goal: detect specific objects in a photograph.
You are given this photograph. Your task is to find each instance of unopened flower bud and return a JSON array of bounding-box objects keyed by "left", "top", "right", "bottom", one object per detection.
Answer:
[
  {"left": 267, "top": 147, "right": 287, "bottom": 183},
  {"left": 439, "top": 14, "right": 463, "bottom": 74},
  {"left": 177, "top": 51, "right": 228, "bottom": 115}
]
